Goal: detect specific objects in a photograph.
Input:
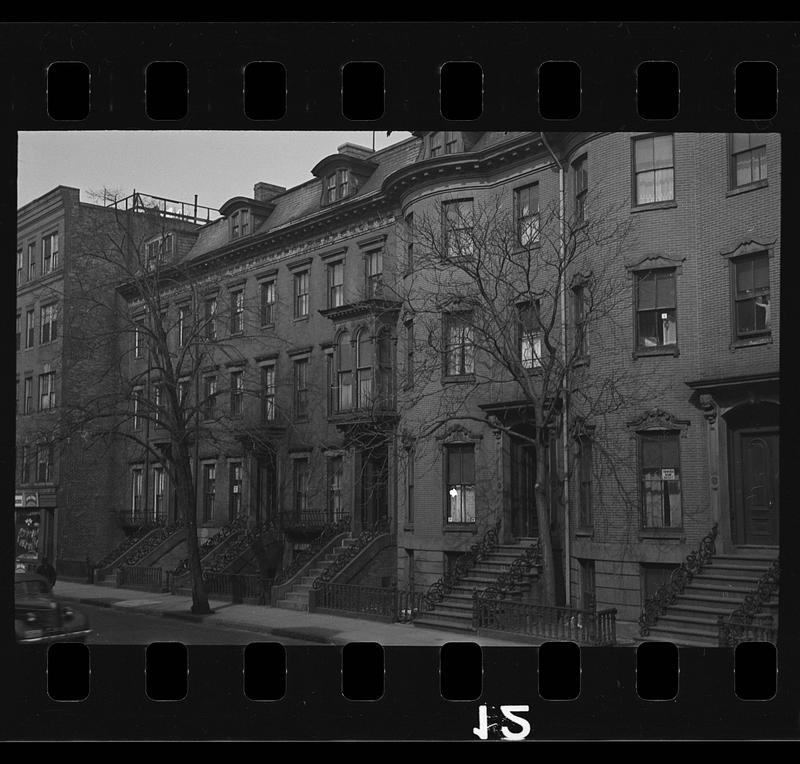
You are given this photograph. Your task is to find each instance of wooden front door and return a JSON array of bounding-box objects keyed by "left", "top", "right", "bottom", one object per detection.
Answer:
[
  {"left": 733, "top": 429, "right": 779, "bottom": 545},
  {"left": 360, "top": 448, "right": 388, "bottom": 528},
  {"left": 510, "top": 438, "right": 537, "bottom": 538}
]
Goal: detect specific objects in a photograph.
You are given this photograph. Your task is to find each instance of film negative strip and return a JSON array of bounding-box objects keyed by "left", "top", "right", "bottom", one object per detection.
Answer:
[{"left": 5, "top": 21, "right": 798, "bottom": 742}]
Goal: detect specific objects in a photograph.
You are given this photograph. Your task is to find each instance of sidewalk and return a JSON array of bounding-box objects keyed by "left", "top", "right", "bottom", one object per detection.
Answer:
[{"left": 53, "top": 580, "right": 543, "bottom": 647}]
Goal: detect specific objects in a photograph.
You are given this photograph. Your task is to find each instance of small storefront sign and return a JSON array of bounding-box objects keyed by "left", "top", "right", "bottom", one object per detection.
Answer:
[
  {"left": 661, "top": 468, "right": 676, "bottom": 481},
  {"left": 15, "top": 509, "right": 41, "bottom": 559}
]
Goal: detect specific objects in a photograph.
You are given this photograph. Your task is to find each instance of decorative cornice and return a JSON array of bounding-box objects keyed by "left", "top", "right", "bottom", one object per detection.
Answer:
[
  {"left": 254, "top": 352, "right": 280, "bottom": 364},
  {"left": 719, "top": 238, "right": 777, "bottom": 260},
  {"left": 319, "top": 246, "right": 348, "bottom": 262},
  {"left": 626, "top": 407, "right": 691, "bottom": 432},
  {"left": 624, "top": 253, "right": 687, "bottom": 272},
  {"left": 255, "top": 268, "right": 278, "bottom": 280},
  {"left": 435, "top": 423, "right": 484, "bottom": 443},
  {"left": 287, "top": 256, "right": 314, "bottom": 272},
  {"left": 318, "top": 299, "right": 402, "bottom": 323},
  {"left": 356, "top": 233, "right": 388, "bottom": 250},
  {"left": 698, "top": 394, "right": 717, "bottom": 424},
  {"left": 287, "top": 345, "right": 313, "bottom": 358}
]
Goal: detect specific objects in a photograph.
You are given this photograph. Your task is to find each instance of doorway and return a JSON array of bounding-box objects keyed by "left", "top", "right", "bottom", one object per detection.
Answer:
[{"left": 510, "top": 427, "right": 538, "bottom": 538}]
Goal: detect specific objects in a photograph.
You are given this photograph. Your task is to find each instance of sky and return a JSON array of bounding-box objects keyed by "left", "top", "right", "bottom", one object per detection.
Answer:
[{"left": 17, "top": 131, "right": 413, "bottom": 212}]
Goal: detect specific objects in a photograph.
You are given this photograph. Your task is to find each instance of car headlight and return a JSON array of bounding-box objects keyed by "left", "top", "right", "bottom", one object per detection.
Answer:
[
  {"left": 25, "top": 612, "right": 37, "bottom": 624},
  {"left": 62, "top": 607, "right": 74, "bottom": 618}
]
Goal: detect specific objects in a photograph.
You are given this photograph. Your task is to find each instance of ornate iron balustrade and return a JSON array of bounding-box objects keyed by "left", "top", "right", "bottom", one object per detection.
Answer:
[
  {"left": 309, "top": 582, "right": 425, "bottom": 623},
  {"left": 203, "top": 518, "right": 281, "bottom": 575},
  {"left": 279, "top": 509, "right": 341, "bottom": 532},
  {"left": 475, "top": 540, "right": 543, "bottom": 607},
  {"left": 95, "top": 524, "right": 154, "bottom": 571},
  {"left": 117, "top": 565, "right": 164, "bottom": 591},
  {"left": 118, "top": 510, "right": 167, "bottom": 529},
  {"left": 312, "top": 515, "right": 391, "bottom": 590},
  {"left": 474, "top": 597, "right": 617, "bottom": 645},
  {"left": 172, "top": 515, "right": 248, "bottom": 577},
  {"left": 121, "top": 520, "right": 184, "bottom": 568},
  {"left": 273, "top": 514, "right": 352, "bottom": 586},
  {"left": 201, "top": 571, "right": 272, "bottom": 604},
  {"left": 717, "top": 558, "right": 780, "bottom": 647},
  {"left": 639, "top": 523, "right": 718, "bottom": 636},
  {"left": 422, "top": 517, "right": 502, "bottom": 611}
]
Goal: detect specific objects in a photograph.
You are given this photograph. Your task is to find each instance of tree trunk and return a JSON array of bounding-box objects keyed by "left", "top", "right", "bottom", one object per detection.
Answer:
[
  {"left": 174, "top": 445, "right": 211, "bottom": 614},
  {"left": 535, "top": 445, "right": 557, "bottom": 606}
]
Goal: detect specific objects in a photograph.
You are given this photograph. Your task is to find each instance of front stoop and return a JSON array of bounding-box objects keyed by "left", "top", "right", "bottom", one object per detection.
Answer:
[
  {"left": 640, "top": 548, "right": 779, "bottom": 647},
  {"left": 275, "top": 536, "right": 357, "bottom": 612},
  {"left": 413, "top": 542, "right": 540, "bottom": 633}
]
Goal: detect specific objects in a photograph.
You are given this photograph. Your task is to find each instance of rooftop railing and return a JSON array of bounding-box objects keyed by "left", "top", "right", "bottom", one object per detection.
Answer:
[{"left": 106, "top": 191, "right": 220, "bottom": 224}]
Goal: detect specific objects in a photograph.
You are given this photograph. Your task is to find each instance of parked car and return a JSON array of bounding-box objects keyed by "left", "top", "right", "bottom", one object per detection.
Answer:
[{"left": 14, "top": 573, "right": 92, "bottom": 644}]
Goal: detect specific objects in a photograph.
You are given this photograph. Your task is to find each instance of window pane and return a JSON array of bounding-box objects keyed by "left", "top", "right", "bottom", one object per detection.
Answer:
[
  {"left": 735, "top": 152, "right": 753, "bottom": 186},
  {"left": 736, "top": 260, "right": 754, "bottom": 295},
  {"left": 755, "top": 295, "right": 770, "bottom": 331},
  {"left": 461, "top": 446, "right": 475, "bottom": 483},
  {"left": 654, "top": 168, "right": 674, "bottom": 201},
  {"left": 653, "top": 135, "right": 673, "bottom": 168},
  {"left": 638, "top": 272, "right": 656, "bottom": 310},
  {"left": 638, "top": 311, "right": 659, "bottom": 347},
  {"left": 753, "top": 255, "right": 769, "bottom": 290},
  {"left": 661, "top": 435, "right": 679, "bottom": 467},
  {"left": 635, "top": 138, "right": 654, "bottom": 171},
  {"left": 665, "top": 479, "right": 682, "bottom": 526},
  {"left": 448, "top": 447, "right": 462, "bottom": 484},
  {"left": 641, "top": 437, "right": 663, "bottom": 468},
  {"left": 655, "top": 271, "right": 675, "bottom": 308},
  {"left": 462, "top": 486, "right": 476, "bottom": 522},
  {"left": 358, "top": 334, "right": 373, "bottom": 367},
  {"left": 637, "top": 173, "right": 655, "bottom": 205},
  {"left": 736, "top": 299, "right": 757, "bottom": 334},
  {"left": 660, "top": 310, "right": 677, "bottom": 345}
]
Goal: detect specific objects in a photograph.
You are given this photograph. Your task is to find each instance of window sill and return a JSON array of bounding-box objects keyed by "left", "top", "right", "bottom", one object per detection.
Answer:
[
  {"left": 730, "top": 334, "right": 772, "bottom": 350},
  {"left": 573, "top": 356, "right": 590, "bottom": 368},
  {"left": 442, "top": 374, "right": 475, "bottom": 385},
  {"left": 726, "top": 179, "right": 768, "bottom": 198},
  {"left": 630, "top": 200, "right": 678, "bottom": 214},
  {"left": 293, "top": 315, "right": 309, "bottom": 323},
  {"left": 403, "top": 524, "right": 414, "bottom": 533},
  {"left": 633, "top": 345, "right": 679, "bottom": 359},
  {"left": 260, "top": 322, "right": 275, "bottom": 331},
  {"left": 230, "top": 331, "right": 244, "bottom": 338},
  {"left": 639, "top": 529, "right": 685, "bottom": 541},
  {"left": 575, "top": 527, "right": 593, "bottom": 537},
  {"left": 443, "top": 523, "right": 478, "bottom": 533}
]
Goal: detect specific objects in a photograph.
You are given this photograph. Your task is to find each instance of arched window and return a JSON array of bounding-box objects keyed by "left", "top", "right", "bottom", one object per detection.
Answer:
[
  {"left": 377, "top": 329, "right": 393, "bottom": 406},
  {"left": 337, "top": 331, "right": 352, "bottom": 411},
  {"left": 356, "top": 329, "right": 373, "bottom": 407}
]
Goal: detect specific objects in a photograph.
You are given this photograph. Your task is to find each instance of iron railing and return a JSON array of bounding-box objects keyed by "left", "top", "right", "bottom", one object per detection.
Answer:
[
  {"left": 117, "top": 565, "right": 164, "bottom": 591},
  {"left": 422, "top": 517, "right": 502, "bottom": 610},
  {"left": 477, "top": 540, "right": 542, "bottom": 605},
  {"left": 279, "top": 509, "right": 346, "bottom": 532},
  {"left": 312, "top": 515, "right": 392, "bottom": 589},
  {"left": 273, "top": 514, "right": 352, "bottom": 586},
  {"left": 95, "top": 524, "right": 154, "bottom": 571},
  {"left": 118, "top": 510, "right": 168, "bottom": 529},
  {"left": 123, "top": 521, "right": 184, "bottom": 567},
  {"left": 106, "top": 191, "right": 219, "bottom": 224},
  {"left": 639, "top": 523, "right": 718, "bottom": 636},
  {"left": 717, "top": 558, "right": 780, "bottom": 647},
  {"left": 309, "top": 582, "right": 425, "bottom": 623},
  {"left": 474, "top": 598, "right": 617, "bottom": 645},
  {"left": 172, "top": 515, "right": 248, "bottom": 577},
  {"left": 202, "top": 518, "right": 280, "bottom": 575},
  {"left": 201, "top": 572, "right": 272, "bottom": 604}
]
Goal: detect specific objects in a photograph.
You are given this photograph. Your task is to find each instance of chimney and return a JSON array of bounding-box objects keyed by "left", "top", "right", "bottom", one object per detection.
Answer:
[
  {"left": 337, "top": 143, "right": 375, "bottom": 161},
  {"left": 254, "top": 182, "right": 286, "bottom": 202}
]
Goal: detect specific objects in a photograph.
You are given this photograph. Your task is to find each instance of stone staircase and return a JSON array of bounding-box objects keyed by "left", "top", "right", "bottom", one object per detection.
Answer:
[
  {"left": 275, "top": 535, "right": 357, "bottom": 611},
  {"left": 641, "top": 547, "right": 779, "bottom": 647},
  {"left": 413, "top": 540, "right": 541, "bottom": 633}
]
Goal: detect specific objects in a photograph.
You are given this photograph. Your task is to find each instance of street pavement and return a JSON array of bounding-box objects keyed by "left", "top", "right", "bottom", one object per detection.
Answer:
[{"left": 53, "top": 579, "right": 543, "bottom": 647}]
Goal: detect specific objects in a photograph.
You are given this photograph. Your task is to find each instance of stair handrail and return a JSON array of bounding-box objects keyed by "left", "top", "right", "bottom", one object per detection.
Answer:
[
  {"left": 205, "top": 517, "right": 281, "bottom": 575},
  {"left": 171, "top": 515, "right": 249, "bottom": 577},
  {"left": 422, "top": 517, "right": 502, "bottom": 611},
  {"left": 312, "top": 515, "right": 392, "bottom": 590},
  {"left": 121, "top": 520, "right": 185, "bottom": 568},
  {"left": 95, "top": 522, "right": 161, "bottom": 572},
  {"left": 717, "top": 557, "right": 780, "bottom": 647},
  {"left": 272, "top": 514, "right": 352, "bottom": 586},
  {"left": 639, "top": 522, "right": 718, "bottom": 636},
  {"left": 473, "top": 539, "right": 543, "bottom": 607}
]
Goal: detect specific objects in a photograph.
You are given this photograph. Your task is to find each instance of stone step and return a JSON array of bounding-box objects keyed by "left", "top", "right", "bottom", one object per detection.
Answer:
[
  {"left": 413, "top": 615, "right": 475, "bottom": 633},
  {"left": 433, "top": 600, "right": 475, "bottom": 615},
  {"left": 680, "top": 591, "right": 779, "bottom": 608},
  {"left": 276, "top": 599, "right": 307, "bottom": 611},
  {"left": 652, "top": 616, "right": 719, "bottom": 638},
  {"left": 693, "top": 571, "right": 774, "bottom": 586},
  {"left": 640, "top": 631, "right": 717, "bottom": 648}
]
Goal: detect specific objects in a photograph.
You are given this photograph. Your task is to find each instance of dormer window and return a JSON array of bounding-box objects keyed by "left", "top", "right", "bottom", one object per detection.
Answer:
[
  {"left": 145, "top": 234, "right": 173, "bottom": 269},
  {"left": 325, "top": 169, "right": 352, "bottom": 204},
  {"left": 231, "top": 209, "right": 250, "bottom": 239},
  {"left": 429, "top": 131, "right": 460, "bottom": 158}
]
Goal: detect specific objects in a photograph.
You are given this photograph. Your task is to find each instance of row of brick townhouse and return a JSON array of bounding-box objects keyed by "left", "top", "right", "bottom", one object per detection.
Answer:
[{"left": 16, "top": 132, "right": 779, "bottom": 640}]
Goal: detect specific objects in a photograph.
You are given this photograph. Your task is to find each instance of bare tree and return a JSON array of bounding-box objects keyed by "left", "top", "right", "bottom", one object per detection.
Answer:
[{"left": 395, "top": 188, "right": 662, "bottom": 605}]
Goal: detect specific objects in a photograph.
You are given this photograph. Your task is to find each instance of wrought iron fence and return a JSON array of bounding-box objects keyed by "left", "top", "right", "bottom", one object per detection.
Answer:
[
  {"left": 203, "top": 518, "right": 281, "bottom": 575},
  {"left": 639, "top": 523, "right": 718, "bottom": 636},
  {"left": 718, "top": 614, "right": 778, "bottom": 647},
  {"left": 422, "top": 517, "right": 502, "bottom": 610},
  {"left": 273, "top": 514, "right": 351, "bottom": 586},
  {"left": 123, "top": 521, "right": 184, "bottom": 567},
  {"left": 309, "top": 582, "right": 424, "bottom": 623},
  {"left": 117, "top": 565, "right": 164, "bottom": 591},
  {"left": 279, "top": 509, "right": 339, "bottom": 531},
  {"left": 474, "top": 597, "right": 617, "bottom": 645},
  {"left": 106, "top": 191, "right": 219, "bottom": 224},
  {"left": 172, "top": 515, "right": 248, "bottom": 577},
  {"left": 312, "top": 515, "right": 391, "bottom": 589},
  {"left": 201, "top": 572, "right": 272, "bottom": 604},
  {"left": 95, "top": 524, "right": 154, "bottom": 572}
]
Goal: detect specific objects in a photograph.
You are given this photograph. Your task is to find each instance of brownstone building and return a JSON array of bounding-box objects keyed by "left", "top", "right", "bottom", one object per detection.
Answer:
[{"left": 17, "top": 132, "right": 779, "bottom": 643}]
